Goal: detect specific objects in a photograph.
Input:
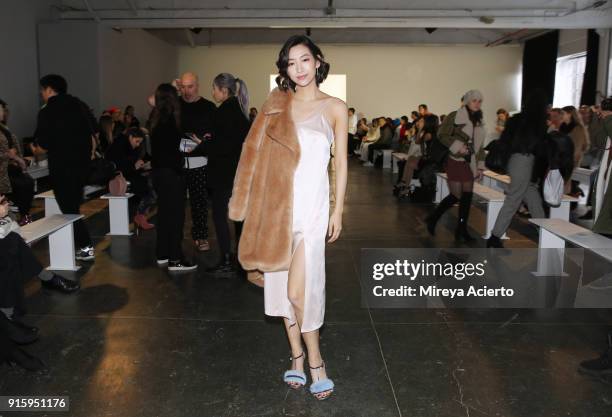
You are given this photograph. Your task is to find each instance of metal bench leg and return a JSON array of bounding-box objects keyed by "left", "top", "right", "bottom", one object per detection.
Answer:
[
  {"left": 107, "top": 198, "right": 132, "bottom": 236},
  {"left": 532, "top": 229, "right": 567, "bottom": 277},
  {"left": 48, "top": 223, "right": 80, "bottom": 271}
]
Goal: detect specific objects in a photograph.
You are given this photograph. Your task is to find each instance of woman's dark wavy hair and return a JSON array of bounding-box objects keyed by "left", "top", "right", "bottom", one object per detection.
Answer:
[
  {"left": 149, "top": 83, "right": 181, "bottom": 132},
  {"left": 275, "top": 35, "right": 330, "bottom": 92}
]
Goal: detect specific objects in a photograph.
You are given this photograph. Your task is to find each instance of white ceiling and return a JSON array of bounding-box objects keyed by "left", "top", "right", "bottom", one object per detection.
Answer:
[{"left": 53, "top": 0, "right": 612, "bottom": 45}]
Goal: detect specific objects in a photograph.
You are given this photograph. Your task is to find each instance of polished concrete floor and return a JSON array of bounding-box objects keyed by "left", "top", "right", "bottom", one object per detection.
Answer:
[{"left": 2, "top": 158, "right": 612, "bottom": 417}]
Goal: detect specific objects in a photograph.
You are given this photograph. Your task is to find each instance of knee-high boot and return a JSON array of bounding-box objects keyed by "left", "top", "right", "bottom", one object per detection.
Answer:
[
  {"left": 426, "top": 194, "right": 458, "bottom": 236},
  {"left": 455, "top": 192, "right": 475, "bottom": 242}
]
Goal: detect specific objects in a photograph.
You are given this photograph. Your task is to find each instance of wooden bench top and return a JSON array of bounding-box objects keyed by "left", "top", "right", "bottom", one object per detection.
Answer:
[
  {"left": 529, "top": 218, "right": 612, "bottom": 262},
  {"left": 473, "top": 182, "right": 506, "bottom": 202},
  {"left": 20, "top": 214, "right": 83, "bottom": 245}
]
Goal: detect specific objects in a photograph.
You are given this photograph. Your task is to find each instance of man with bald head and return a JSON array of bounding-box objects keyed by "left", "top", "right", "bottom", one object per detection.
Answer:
[{"left": 176, "top": 72, "right": 216, "bottom": 252}]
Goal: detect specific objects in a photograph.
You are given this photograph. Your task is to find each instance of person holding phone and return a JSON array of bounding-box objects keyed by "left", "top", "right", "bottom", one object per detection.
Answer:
[{"left": 176, "top": 72, "right": 216, "bottom": 252}]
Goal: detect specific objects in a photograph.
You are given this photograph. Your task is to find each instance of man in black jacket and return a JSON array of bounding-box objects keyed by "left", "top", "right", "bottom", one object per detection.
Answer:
[{"left": 32, "top": 74, "right": 95, "bottom": 261}]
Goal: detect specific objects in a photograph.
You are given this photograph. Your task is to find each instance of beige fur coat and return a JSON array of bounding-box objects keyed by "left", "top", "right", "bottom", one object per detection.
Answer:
[{"left": 228, "top": 88, "right": 300, "bottom": 272}]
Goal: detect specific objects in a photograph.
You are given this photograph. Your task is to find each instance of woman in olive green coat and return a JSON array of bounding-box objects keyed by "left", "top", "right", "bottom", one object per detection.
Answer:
[{"left": 426, "top": 90, "right": 486, "bottom": 242}]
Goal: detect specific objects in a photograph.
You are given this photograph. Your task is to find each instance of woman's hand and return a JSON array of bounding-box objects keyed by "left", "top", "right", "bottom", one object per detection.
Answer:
[
  {"left": 135, "top": 159, "right": 145, "bottom": 169},
  {"left": 458, "top": 143, "right": 469, "bottom": 155},
  {"left": 474, "top": 168, "right": 485, "bottom": 181},
  {"left": 327, "top": 210, "right": 343, "bottom": 243}
]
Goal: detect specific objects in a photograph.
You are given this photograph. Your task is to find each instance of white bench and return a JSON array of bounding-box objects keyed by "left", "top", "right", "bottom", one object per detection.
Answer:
[
  {"left": 19, "top": 214, "right": 83, "bottom": 271},
  {"left": 373, "top": 149, "right": 393, "bottom": 169},
  {"left": 571, "top": 167, "right": 595, "bottom": 205},
  {"left": 35, "top": 188, "right": 134, "bottom": 236},
  {"left": 391, "top": 152, "right": 408, "bottom": 174},
  {"left": 435, "top": 172, "right": 506, "bottom": 239},
  {"left": 529, "top": 218, "right": 612, "bottom": 276},
  {"left": 26, "top": 165, "right": 50, "bottom": 193},
  {"left": 100, "top": 193, "right": 135, "bottom": 236},
  {"left": 481, "top": 170, "right": 579, "bottom": 219}
]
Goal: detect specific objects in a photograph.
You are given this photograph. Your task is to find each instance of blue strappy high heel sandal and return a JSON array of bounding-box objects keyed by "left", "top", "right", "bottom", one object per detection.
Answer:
[
  {"left": 283, "top": 351, "right": 307, "bottom": 389},
  {"left": 309, "top": 361, "right": 334, "bottom": 400}
]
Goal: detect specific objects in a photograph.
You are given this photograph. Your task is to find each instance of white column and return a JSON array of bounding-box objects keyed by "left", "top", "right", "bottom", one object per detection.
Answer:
[{"left": 48, "top": 223, "right": 80, "bottom": 271}]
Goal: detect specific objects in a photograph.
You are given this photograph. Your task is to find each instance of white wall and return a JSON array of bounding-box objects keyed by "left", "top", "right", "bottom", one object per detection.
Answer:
[
  {"left": 0, "top": 0, "right": 54, "bottom": 138},
  {"left": 99, "top": 28, "right": 179, "bottom": 122},
  {"left": 38, "top": 22, "right": 101, "bottom": 114},
  {"left": 178, "top": 44, "right": 523, "bottom": 129},
  {"left": 38, "top": 24, "right": 178, "bottom": 123}
]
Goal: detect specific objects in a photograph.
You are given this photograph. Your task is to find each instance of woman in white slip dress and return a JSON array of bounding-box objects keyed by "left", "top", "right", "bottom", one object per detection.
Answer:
[{"left": 257, "top": 36, "right": 348, "bottom": 400}]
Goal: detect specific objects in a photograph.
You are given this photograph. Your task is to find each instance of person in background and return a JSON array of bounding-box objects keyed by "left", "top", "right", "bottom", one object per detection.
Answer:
[
  {"left": 105, "top": 127, "right": 155, "bottom": 231},
  {"left": 149, "top": 83, "right": 196, "bottom": 272},
  {"left": 32, "top": 74, "right": 96, "bottom": 261},
  {"left": 495, "top": 108, "right": 509, "bottom": 135},
  {"left": 249, "top": 107, "right": 258, "bottom": 123},
  {"left": 364, "top": 117, "right": 393, "bottom": 167},
  {"left": 124, "top": 105, "right": 140, "bottom": 128},
  {"left": 486, "top": 90, "right": 550, "bottom": 248},
  {"left": 176, "top": 72, "right": 216, "bottom": 253},
  {"left": 547, "top": 107, "right": 563, "bottom": 132},
  {"left": 0, "top": 100, "right": 34, "bottom": 225},
  {"left": 409, "top": 111, "right": 419, "bottom": 128},
  {"left": 397, "top": 115, "right": 439, "bottom": 198},
  {"left": 347, "top": 107, "right": 358, "bottom": 155},
  {"left": 418, "top": 104, "right": 430, "bottom": 118},
  {"left": 560, "top": 105, "right": 590, "bottom": 169},
  {"left": 592, "top": 98, "right": 612, "bottom": 237},
  {"left": 109, "top": 107, "right": 125, "bottom": 138},
  {"left": 96, "top": 114, "right": 115, "bottom": 156},
  {"left": 428, "top": 90, "right": 487, "bottom": 242},
  {"left": 201, "top": 73, "right": 251, "bottom": 275}
]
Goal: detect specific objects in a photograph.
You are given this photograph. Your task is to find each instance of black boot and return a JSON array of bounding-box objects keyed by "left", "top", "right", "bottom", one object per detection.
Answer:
[
  {"left": 5, "top": 345, "right": 46, "bottom": 371},
  {"left": 426, "top": 194, "right": 458, "bottom": 236},
  {"left": 486, "top": 234, "right": 504, "bottom": 248},
  {"left": 0, "top": 312, "right": 39, "bottom": 345},
  {"left": 455, "top": 192, "right": 476, "bottom": 243},
  {"left": 206, "top": 253, "right": 236, "bottom": 276}
]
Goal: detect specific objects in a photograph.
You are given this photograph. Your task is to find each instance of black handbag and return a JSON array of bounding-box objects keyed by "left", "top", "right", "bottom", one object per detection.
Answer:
[{"left": 484, "top": 139, "right": 511, "bottom": 174}]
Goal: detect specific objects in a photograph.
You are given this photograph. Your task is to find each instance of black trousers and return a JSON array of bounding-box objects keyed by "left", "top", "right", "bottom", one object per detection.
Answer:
[
  {"left": 153, "top": 168, "right": 186, "bottom": 261},
  {"left": 186, "top": 166, "right": 209, "bottom": 241},
  {"left": 0, "top": 232, "right": 42, "bottom": 310},
  {"left": 210, "top": 186, "right": 242, "bottom": 256},
  {"left": 368, "top": 142, "right": 390, "bottom": 163},
  {"left": 8, "top": 171, "right": 34, "bottom": 216},
  {"left": 52, "top": 173, "right": 92, "bottom": 249}
]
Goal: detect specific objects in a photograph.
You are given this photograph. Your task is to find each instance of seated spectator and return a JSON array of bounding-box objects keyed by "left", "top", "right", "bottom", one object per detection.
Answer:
[
  {"left": 96, "top": 114, "right": 115, "bottom": 156},
  {"left": 396, "top": 115, "right": 438, "bottom": 198},
  {"left": 108, "top": 107, "right": 126, "bottom": 138},
  {"left": 365, "top": 117, "right": 393, "bottom": 167},
  {"left": 1, "top": 195, "right": 78, "bottom": 370},
  {"left": 124, "top": 105, "right": 140, "bottom": 128},
  {"left": 0, "top": 99, "right": 34, "bottom": 225},
  {"left": 105, "top": 128, "right": 155, "bottom": 230},
  {"left": 547, "top": 107, "right": 563, "bottom": 132},
  {"left": 495, "top": 108, "right": 509, "bottom": 135},
  {"left": 358, "top": 118, "right": 380, "bottom": 161},
  {"left": 418, "top": 104, "right": 430, "bottom": 117}
]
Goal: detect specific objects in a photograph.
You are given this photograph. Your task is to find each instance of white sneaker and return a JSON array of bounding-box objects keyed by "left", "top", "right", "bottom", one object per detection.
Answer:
[
  {"left": 363, "top": 162, "right": 374, "bottom": 167},
  {"left": 156, "top": 258, "right": 169, "bottom": 266},
  {"left": 76, "top": 246, "right": 95, "bottom": 261}
]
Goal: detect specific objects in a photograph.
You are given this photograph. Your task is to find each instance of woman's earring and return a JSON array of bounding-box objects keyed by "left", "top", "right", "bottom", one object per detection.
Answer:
[{"left": 315, "top": 67, "right": 319, "bottom": 79}]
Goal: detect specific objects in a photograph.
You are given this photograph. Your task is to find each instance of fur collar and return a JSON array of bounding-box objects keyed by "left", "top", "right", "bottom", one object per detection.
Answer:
[
  {"left": 261, "top": 88, "right": 300, "bottom": 155},
  {"left": 454, "top": 106, "right": 485, "bottom": 142}
]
